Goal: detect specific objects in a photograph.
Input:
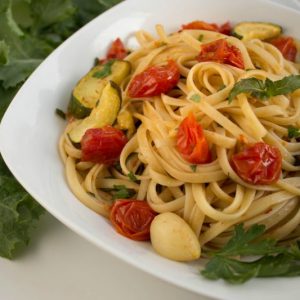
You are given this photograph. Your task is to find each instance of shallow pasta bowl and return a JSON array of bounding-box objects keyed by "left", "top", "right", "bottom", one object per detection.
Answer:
[{"left": 0, "top": 0, "right": 300, "bottom": 299}]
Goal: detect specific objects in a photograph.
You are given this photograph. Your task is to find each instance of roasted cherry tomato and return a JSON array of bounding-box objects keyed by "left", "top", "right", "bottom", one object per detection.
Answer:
[
  {"left": 218, "top": 22, "right": 232, "bottom": 35},
  {"left": 127, "top": 60, "right": 180, "bottom": 98},
  {"left": 110, "top": 199, "right": 157, "bottom": 241},
  {"left": 270, "top": 36, "right": 297, "bottom": 62},
  {"left": 182, "top": 20, "right": 232, "bottom": 35},
  {"left": 197, "top": 39, "right": 245, "bottom": 69},
  {"left": 177, "top": 113, "right": 211, "bottom": 164},
  {"left": 99, "top": 38, "right": 127, "bottom": 64},
  {"left": 230, "top": 142, "right": 282, "bottom": 185},
  {"left": 81, "top": 126, "right": 128, "bottom": 165},
  {"left": 182, "top": 20, "right": 219, "bottom": 31}
]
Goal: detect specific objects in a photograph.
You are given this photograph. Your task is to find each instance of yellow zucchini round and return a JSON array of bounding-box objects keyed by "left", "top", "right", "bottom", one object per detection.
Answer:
[
  {"left": 68, "top": 60, "right": 131, "bottom": 119},
  {"left": 233, "top": 22, "right": 282, "bottom": 41},
  {"left": 68, "top": 81, "right": 122, "bottom": 143}
]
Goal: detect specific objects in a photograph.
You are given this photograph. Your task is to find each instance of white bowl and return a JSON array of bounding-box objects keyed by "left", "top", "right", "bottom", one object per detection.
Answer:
[{"left": 1, "top": 0, "right": 300, "bottom": 299}]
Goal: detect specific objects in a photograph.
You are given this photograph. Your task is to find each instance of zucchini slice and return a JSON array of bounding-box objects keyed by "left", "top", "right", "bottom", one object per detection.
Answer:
[
  {"left": 232, "top": 22, "right": 282, "bottom": 41},
  {"left": 68, "top": 81, "right": 122, "bottom": 143},
  {"left": 68, "top": 60, "right": 131, "bottom": 119}
]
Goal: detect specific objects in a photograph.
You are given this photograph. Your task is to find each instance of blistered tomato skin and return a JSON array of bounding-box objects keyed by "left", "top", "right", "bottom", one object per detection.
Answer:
[
  {"left": 106, "top": 38, "right": 127, "bottom": 60},
  {"left": 81, "top": 126, "right": 128, "bottom": 165},
  {"left": 182, "top": 20, "right": 232, "bottom": 35},
  {"left": 127, "top": 60, "right": 180, "bottom": 98},
  {"left": 99, "top": 38, "right": 127, "bottom": 64},
  {"left": 197, "top": 39, "right": 245, "bottom": 69},
  {"left": 270, "top": 36, "right": 297, "bottom": 62},
  {"left": 176, "top": 113, "right": 211, "bottom": 164},
  {"left": 230, "top": 142, "right": 282, "bottom": 185},
  {"left": 110, "top": 200, "right": 157, "bottom": 241}
]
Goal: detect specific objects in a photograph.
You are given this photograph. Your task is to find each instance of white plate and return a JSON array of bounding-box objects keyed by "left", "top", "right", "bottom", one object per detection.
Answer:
[{"left": 0, "top": 0, "right": 300, "bottom": 299}]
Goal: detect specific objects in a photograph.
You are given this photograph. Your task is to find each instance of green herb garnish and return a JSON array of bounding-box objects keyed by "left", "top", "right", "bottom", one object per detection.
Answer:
[
  {"left": 55, "top": 108, "right": 66, "bottom": 120},
  {"left": 198, "top": 34, "right": 204, "bottom": 42},
  {"left": 128, "top": 171, "right": 138, "bottom": 182},
  {"left": 228, "top": 75, "right": 300, "bottom": 103},
  {"left": 190, "top": 165, "right": 197, "bottom": 172},
  {"left": 112, "top": 185, "right": 135, "bottom": 200},
  {"left": 201, "top": 224, "right": 300, "bottom": 284},
  {"left": 288, "top": 126, "right": 300, "bottom": 139},
  {"left": 190, "top": 93, "right": 201, "bottom": 103},
  {"left": 93, "top": 59, "right": 115, "bottom": 78}
]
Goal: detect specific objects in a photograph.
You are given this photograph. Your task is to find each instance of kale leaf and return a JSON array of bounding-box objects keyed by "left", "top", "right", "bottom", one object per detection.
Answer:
[{"left": 0, "top": 0, "right": 123, "bottom": 259}]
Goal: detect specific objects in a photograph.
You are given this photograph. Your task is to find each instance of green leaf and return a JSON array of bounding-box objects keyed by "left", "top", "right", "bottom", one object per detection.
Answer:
[
  {"left": 201, "top": 224, "right": 300, "bottom": 283},
  {"left": 202, "top": 252, "right": 300, "bottom": 284},
  {"left": 6, "top": 3, "right": 24, "bottom": 36},
  {"left": 128, "top": 171, "right": 138, "bottom": 182},
  {"left": 190, "top": 93, "right": 201, "bottom": 103},
  {"left": 29, "top": 0, "right": 75, "bottom": 32},
  {"left": 228, "top": 75, "right": 300, "bottom": 103},
  {"left": 0, "top": 0, "right": 124, "bottom": 260},
  {"left": 265, "top": 75, "right": 300, "bottom": 97},
  {"left": 0, "top": 85, "right": 18, "bottom": 119},
  {"left": 0, "top": 58, "right": 42, "bottom": 88},
  {"left": 198, "top": 34, "right": 204, "bottom": 42},
  {"left": 55, "top": 108, "right": 66, "bottom": 120},
  {"left": 190, "top": 165, "right": 197, "bottom": 172},
  {"left": 288, "top": 126, "right": 300, "bottom": 139},
  {"left": 0, "top": 155, "right": 45, "bottom": 259},
  {"left": 216, "top": 224, "right": 281, "bottom": 257},
  {"left": 228, "top": 77, "right": 267, "bottom": 103},
  {"left": 0, "top": 40, "right": 9, "bottom": 64},
  {"left": 201, "top": 256, "right": 260, "bottom": 284},
  {"left": 112, "top": 185, "right": 135, "bottom": 200},
  {"left": 93, "top": 60, "right": 115, "bottom": 78}
]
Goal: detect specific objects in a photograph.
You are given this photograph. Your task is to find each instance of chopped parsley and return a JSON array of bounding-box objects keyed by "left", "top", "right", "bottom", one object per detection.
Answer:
[
  {"left": 190, "top": 93, "right": 201, "bottom": 103},
  {"left": 128, "top": 171, "right": 138, "bottom": 182},
  {"left": 190, "top": 165, "right": 197, "bottom": 172},
  {"left": 93, "top": 59, "right": 115, "bottom": 78},
  {"left": 288, "top": 126, "right": 300, "bottom": 139},
  {"left": 55, "top": 108, "right": 66, "bottom": 120},
  {"left": 112, "top": 185, "right": 135, "bottom": 200},
  {"left": 198, "top": 34, "right": 204, "bottom": 42}
]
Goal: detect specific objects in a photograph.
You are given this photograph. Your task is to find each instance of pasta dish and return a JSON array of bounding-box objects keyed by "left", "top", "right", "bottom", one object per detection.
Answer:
[{"left": 58, "top": 20, "right": 300, "bottom": 268}]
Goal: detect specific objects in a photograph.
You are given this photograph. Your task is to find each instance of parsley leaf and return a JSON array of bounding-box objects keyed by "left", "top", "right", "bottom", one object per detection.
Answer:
[
  {"left": 190, "top": 93, "right": 201, "bottom": 103},
  {"left": 112, "top": 185, "right": 135, "bottom": 200},
  {"left": 201, "top": 224, "right": 300, "bottom": 283},
  {"left": 128, "top": 171, "right": 138, "bottom": 182},
  {"left": 55, "top": 108, "right": 66, "bottom": 120},
  {"left": 228, "top": 75, "right": 300, "bottom": 103},
  {"left": 288, "top": 126, "right": 300, "bottom": 139},
  {"left": 198, "top": 34, "right": 204, "bottom": 42},
  {"left": 93, "top": 59, "right": 115, "bottom": 78},
  {"left": 216, "top": 224, "right": 280, "bottom": 257},
  {"left": 190, "top": 165, "right": 197, "bottom": 172}
]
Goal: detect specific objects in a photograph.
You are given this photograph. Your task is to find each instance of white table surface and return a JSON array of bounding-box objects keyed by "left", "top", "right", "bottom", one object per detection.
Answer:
[{"left": 0, "top": 1, "right": 298, "bottom": 299}]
